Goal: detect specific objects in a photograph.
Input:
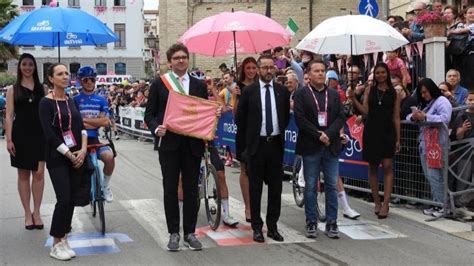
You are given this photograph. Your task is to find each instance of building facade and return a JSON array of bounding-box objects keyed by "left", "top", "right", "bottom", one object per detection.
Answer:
[
  {"left": 159, "top": 0, "right": 383, "bottom": 76},
  {"left": 8, "top": 0, "right": 145, "bottom": 82}
]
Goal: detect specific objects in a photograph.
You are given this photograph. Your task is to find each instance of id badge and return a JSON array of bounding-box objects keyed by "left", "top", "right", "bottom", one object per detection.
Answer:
[
  {"left": 63, "top": 130, "right": 77, "bottom": 148},
  {"left": 318, "top": 112, "right": 328, "bottom": 127}
]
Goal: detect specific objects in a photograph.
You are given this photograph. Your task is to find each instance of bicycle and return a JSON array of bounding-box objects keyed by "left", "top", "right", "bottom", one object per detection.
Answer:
[
  {"left": 292, "top": 156, "right": 326, "bottom": 222},
  {"left": 88, "top": 143, "right": 107, "bottom": 235},
  {"left": 196, "top": 142, "right": 222, "bottom": 230}
]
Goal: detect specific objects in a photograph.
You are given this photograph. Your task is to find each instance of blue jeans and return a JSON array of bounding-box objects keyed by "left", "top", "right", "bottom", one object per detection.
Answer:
[
  {"left": 303, "top": 148, "right": 339, "bottom": 222},
  {"left": 420, "top": 154, "right": 445, "bottom": 204}
]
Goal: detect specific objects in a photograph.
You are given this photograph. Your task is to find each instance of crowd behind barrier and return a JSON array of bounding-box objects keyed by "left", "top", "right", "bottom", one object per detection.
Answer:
[{"left": 113, "top": 107, "right": 472, "bottom": 210}]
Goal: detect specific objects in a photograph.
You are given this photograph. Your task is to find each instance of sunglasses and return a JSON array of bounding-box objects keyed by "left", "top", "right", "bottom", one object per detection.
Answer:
[{"left": 81, "top": 77, "right": 96, "bottom": 83}]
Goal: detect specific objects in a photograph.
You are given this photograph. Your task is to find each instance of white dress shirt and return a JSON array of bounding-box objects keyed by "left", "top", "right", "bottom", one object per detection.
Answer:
[
  {"left": 173, "top": 71, "right": 190, "bottom": 95},
  {"left": 259, "top": 79, "right": 280, "bottom": 136}
]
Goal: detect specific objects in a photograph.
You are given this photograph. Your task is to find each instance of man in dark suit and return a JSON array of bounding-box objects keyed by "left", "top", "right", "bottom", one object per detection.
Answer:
[
  {"left": 293, "top": 60, "right": 345, "bottom": 239},
  {"left": 144, "top": 43, "right": 215, "bottom": 251},
  {"left": 235, "top": 54, "right": 290, "bottom": 243}
]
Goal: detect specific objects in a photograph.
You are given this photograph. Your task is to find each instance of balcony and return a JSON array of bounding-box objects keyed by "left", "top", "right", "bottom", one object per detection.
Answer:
[
  {"left": 94, "top": 5, "right": 107, "bottom": 15},
  {"left": 112, "top": 6, "right": 126, "bottom": 12},
  {"left": 20, "top": 5, "right": 35, "bottom": 13}
]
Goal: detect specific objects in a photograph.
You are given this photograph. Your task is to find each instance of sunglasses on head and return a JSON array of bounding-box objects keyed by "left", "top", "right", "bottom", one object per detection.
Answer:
[{"left": 81, "top": 77, "right": 96, "bottom": 83}]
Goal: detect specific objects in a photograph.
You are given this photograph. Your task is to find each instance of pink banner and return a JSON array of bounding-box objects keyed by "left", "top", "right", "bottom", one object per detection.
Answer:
[
  {"left": 346, "top": 115, "right": 364, "bottom": 149},
  {"left": 163, "top": 91, "right": 220, "bottom": 141},
  {"left": 405, "top": 45, "right": 412, "bottom": 62},
  {"left": 416, "top": 41, "right": 424, "bottom": 60}
]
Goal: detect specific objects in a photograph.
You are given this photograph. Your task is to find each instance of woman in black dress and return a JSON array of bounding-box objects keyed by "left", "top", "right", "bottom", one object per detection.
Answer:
[
  {"left": 234, "top": 57, "right": 258, "bottom": 222},
  {"left": 39, "top": 63, "right": 88, "bottom": 261},
  {"left": 349, "top": 62, "right": 401, "bottom": 218},
  {"left": 4, "top": 53, "right": 46, "bottom": 230}
]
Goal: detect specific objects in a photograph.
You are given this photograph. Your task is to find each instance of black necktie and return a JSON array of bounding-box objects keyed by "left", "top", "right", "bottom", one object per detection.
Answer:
[{"left": 265, "top": 84, "right": 273, "bottom": 136}]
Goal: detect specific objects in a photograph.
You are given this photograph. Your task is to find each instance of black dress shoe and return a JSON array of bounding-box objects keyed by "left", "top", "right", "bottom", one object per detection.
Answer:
[
  {"left": 253, "top": 230, "right": 265, "bottom": 243},
  {"left": 267, "top": 230, "right": 284, "bottom": 242}
]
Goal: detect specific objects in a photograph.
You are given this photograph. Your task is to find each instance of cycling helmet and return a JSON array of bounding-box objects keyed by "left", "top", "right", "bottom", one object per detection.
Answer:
[
  {"left": 77, "top": 66, "right": 97, "bottom": 78},
  {"left": 189, "top": 70, "right": 205, "bottom": 80}
]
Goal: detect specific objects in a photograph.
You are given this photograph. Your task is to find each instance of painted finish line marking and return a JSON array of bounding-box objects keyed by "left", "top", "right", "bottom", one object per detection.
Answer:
[{"left": 45, "top": 232, "right": 133, "bottom": 256}]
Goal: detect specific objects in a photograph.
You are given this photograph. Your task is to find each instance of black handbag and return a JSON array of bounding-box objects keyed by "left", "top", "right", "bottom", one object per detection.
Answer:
[
  {"left": 70, "top": 154, "right": 94, "bottom": 207},
  {"left": 447, "top": 34, "right": 469, "bottom": 55}
]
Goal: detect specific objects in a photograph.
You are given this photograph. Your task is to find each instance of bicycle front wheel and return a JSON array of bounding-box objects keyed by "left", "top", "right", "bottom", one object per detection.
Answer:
[
  {"left": 95, "top": 166, "right": 106, "bottom": 235},
  {"left": 203, "top": 164, "right": 221, "bottom": 231},
  {"left": 292, "top": 157, "right": 305, "bottom": 207},
  {"left": 316, "top": 181, "right": 326, "bottom": 223}
]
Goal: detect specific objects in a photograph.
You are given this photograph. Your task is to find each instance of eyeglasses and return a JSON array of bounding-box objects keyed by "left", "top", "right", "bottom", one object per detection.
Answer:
[
  {"left": 81, "top": 77, "right": 96, "bottom": 83},
  {"left": 171, "top": 56, "right": 188, "bottom": 61},
  {"left": 259, "top": 66, "right": 274, "bottom": 71}
]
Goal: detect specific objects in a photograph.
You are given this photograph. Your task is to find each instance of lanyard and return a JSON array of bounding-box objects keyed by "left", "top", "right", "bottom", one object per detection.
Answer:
[
  {"left": 52, "top": 91, "right": 72, "bottom": 133},
  {"left": 308, "top": 85, "right": 328, "bottom": 113}
]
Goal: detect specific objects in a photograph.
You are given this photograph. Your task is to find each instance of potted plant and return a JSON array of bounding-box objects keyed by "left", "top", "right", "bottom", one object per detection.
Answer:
[{"left": 415, "top": 11, "right": 447, "bottom": 38}]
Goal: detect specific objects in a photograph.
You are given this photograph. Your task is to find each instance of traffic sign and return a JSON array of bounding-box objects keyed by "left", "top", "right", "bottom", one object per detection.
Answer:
[{"left": 359, "top": 0, "right": 379, "bottom": 18}]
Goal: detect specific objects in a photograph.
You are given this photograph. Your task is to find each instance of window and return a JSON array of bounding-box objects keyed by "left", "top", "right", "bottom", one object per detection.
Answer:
[
  {"left": 95, "top": 0, "right": 106, "bottom": 6},
  {"left": 22, "top": 0, "right": 34, "bottom": 5},
  {"left": 68, "top": 0, "right": 80, "bottom": 7},
  {"left": 43, "top": 63, "right": 53, "bottom": 83},
  {"left": 96, "top": 63, "right": 107, "bottom": 75},
  {"left": 114, "top": 0, "right": 125, "bottom": 6},
  {"left": 114, "top": 24, "right": 126, "bottom": 48},
  {"left": 115, "top": 62, "right": 126, "bottom": 75},
  {"left": 69, "top": 63, "right": 81, "bottom": 81}
]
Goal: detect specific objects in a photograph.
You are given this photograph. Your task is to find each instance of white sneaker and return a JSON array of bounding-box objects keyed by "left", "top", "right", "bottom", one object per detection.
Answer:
[
  {"left": 343, "top": 208, "right": 361, "bottom": 219},
  {"left": 223, "top": 215, "right": 239, "bottom": 227},
  {"left": 62, "top": 239, "right": 76, "bottom": 258},
  {"left": 423, "top": 207, "right": 437, "bottom": 216},
  {"left": 50, "top": 242, "right": 71, "bottom": 261},
  {"left": 432, "top": 208, "right": 446, "bottom": 218},
  {"left": 104, "top": 185, "right": 113, "bottom": 202}
]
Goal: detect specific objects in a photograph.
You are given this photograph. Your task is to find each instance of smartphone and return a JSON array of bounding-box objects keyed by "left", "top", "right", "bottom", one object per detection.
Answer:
[{"left": 410, "top": 106, "right": 418, "bottom": 113}]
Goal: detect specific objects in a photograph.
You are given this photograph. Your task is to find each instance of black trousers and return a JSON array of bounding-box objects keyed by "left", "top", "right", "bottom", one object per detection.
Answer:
[
  {"left": 159, "top": 143, "right": 201, "bottom": 235},
  {"left": 247, "top": 137, "right": 283, "bottom": 232},
  {"left": 48, "top": 165, "right": 75, "bottom": 238}
]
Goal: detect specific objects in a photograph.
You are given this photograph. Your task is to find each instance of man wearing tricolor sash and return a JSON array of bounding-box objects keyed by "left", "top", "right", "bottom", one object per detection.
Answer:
[{"left": 144, "top": 43, "right": 211, "bottom": 251}]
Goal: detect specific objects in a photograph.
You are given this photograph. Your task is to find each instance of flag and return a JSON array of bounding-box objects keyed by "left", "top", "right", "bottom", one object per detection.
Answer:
[
  {"left": 163, "top": 91, "right": 220, "bottom": 141},
  {"left": 286, "top": 17, "right": 299, "bottom": 36}
]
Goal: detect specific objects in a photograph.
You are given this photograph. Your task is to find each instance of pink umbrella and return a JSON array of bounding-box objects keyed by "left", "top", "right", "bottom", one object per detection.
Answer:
[{"left": 179, "top": 10, "right": 291, "bottom": 69}]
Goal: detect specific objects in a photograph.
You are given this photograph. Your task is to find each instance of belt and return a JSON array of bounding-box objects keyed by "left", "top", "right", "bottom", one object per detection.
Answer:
[{"left": 259, "top": 135, "right": 280, "bottom": 142}]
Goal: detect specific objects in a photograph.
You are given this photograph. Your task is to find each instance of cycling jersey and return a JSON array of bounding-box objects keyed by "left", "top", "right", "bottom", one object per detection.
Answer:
[{"left": 74, "top": 92, "right": 109, "bottom": 138}]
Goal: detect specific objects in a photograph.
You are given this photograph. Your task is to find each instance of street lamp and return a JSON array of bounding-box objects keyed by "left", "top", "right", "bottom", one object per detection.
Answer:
[
  {"left": 145, "top": 33, "right": 158, "bottom": 78},
  {"left": 146, "top": 32, "right": 157, "bottom": 49}
]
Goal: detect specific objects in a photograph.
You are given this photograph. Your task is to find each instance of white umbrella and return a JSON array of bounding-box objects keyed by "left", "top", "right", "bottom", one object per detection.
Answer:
[{"left": 296, "top": 15, "right": 408, "bottom": 55}]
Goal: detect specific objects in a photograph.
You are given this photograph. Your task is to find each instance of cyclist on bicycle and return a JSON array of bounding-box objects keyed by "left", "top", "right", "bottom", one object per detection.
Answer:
[{"left": 74, "top": 66, "right": 115, "bottom": 202}]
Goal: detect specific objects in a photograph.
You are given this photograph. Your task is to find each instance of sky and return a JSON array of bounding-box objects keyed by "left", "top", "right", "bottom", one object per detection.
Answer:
[{"left": 144, "top": 0, "right": 159, "bottom": 10}]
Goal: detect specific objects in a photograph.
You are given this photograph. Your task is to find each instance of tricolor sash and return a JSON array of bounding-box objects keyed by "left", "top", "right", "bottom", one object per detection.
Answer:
[{"left": 160, "top": 72, "right": 186, "bottom": 94}]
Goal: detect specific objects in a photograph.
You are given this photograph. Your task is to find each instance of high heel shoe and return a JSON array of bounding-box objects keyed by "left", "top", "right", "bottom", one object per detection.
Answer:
[
  {"left": 25, "top": 215, "right": 34, "bottom": 230},
  {"left": 374, "top": 203, "right": 382, "bottom": 215},
  {"left": 377, "top": 205, "right": 389, "bottom": 219},
  {"left": 25, "top": 224, "right": 35, "bottom": 230},
  {"left": 32, "top": 216, "right": 44, "bottom": 230}
]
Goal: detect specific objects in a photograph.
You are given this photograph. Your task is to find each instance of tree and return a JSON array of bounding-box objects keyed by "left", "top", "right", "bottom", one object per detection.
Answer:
[{"left": 0, "top": 0, "right": 19, "bottom": 65}]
